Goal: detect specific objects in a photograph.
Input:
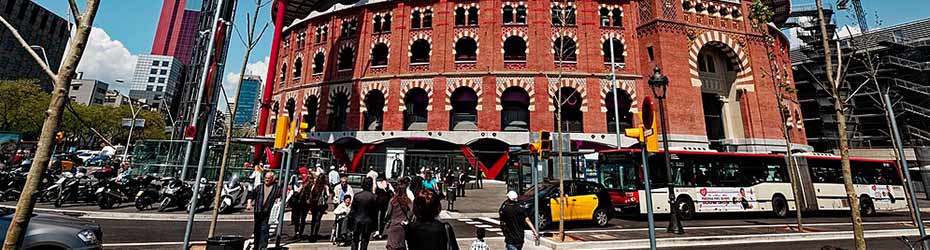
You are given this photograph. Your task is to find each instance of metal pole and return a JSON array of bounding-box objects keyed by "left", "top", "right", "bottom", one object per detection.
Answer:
[
  {"left": 181, "top": 0, "right": 226, "bottom": 181},
  {"left": 658, "top": 97, "right": 684, "bottom": 234},
  {"left": 608, "top": 38, "right": 623, "bottom": 148},
  {"left": 533, "top": 153, "right": 539, "bottom": 246},
  {"left": 884, "top": 93, "right": 927, "bottom": 248},
  {"left": 274, "top": 146, "right": 293, "bottom": 246},
  {"left": 122, "top": 102, "right": 137, "bottom": 162},
  {"left": 641, "top": 144, "right": 657, "bottom": 250}
]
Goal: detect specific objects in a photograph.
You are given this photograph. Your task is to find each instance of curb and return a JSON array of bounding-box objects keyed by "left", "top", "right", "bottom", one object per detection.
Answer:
[{"left": 533, "top": 228, "right": 922, "bottom": 249}]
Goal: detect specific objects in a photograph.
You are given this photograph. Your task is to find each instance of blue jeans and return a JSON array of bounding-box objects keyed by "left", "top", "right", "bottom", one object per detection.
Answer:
[{"left": 506, "top": 243, "right": 523, "bottom": 250}]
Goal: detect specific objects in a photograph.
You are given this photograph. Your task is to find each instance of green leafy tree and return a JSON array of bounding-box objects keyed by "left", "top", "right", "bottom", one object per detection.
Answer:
[{"left": 0, "top": 80, "right": 51, "bottom": 139}]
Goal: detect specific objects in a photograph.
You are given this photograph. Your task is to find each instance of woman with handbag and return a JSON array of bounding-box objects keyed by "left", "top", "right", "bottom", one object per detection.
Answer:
[
  {"left": 308, "top": 175, "right": 331, "bottom": 242},
  {"left": 385, "top": 178, "right": 412, "bottom": 250},
  {"left": 405, "top": 189, "right": 459, "bottom": 250}
]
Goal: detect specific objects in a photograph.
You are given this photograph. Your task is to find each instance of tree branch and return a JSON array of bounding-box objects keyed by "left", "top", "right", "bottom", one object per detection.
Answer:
[
  {"left": 68, "top": 0, "right": 82, "bottom": 24},
  {"left": 0, "top": 16, "right": 58, "bottom": 80}
]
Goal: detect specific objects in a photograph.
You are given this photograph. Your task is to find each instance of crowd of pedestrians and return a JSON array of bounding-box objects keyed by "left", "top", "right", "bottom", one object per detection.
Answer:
[{"left": 245, "top": 163, "right": 536, "bottom": 250}]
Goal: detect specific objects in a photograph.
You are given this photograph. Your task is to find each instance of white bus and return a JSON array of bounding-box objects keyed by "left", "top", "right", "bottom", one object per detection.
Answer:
[{"left": 596, "top": 149, "right": 907, "bottom": 219}]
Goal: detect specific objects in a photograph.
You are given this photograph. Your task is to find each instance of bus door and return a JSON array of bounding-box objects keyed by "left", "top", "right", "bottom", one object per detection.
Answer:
[{"left": 790, "top": 156, "right": 819, "bottom": 211}]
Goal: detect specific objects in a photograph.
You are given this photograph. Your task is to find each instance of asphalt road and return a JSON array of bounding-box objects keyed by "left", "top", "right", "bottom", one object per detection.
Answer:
[{"left": 668, "top": 236, "right": 915, "bottom": 250}]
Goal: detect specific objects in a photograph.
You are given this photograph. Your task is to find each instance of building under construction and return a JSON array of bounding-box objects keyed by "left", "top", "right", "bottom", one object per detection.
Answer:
[{"left": 788, "top": 5, "right": 930, "bottom": 188}]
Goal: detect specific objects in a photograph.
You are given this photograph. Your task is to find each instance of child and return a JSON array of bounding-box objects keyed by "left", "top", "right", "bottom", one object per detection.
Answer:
[{"left": 470, "top": 228, "right": 490, "bottom": 250}]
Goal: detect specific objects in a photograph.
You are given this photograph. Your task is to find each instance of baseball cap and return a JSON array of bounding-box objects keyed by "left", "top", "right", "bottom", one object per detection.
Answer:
[{"left": 507, "top": 191, "right": 518, "bottom": 201}]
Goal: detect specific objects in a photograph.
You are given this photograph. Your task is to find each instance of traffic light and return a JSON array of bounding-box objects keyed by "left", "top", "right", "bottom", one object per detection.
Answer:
[
  {"left": 642, "top": 96, "right": 659, "bottom": 152},
  {"left": 273, "top": 115, "right": 290, "bottom": 149},
  {"left": 287, "top": 117, "right": 310, "bottom": 145},
  {"left": 539, "top": 130, "right": 551, "bottom": 160},
  {"left": 526, "top": 142, "right": 541, "bottom": 154},
  {"left": 624, "top": 127, "right": 645, "bottom": 142}
]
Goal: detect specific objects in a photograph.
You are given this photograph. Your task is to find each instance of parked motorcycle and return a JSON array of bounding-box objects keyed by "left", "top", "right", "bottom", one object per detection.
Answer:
[
  {"left": 187, "top": 178, "right": 215, "bottom": 212},
  {"left": 133, "top": 174, "right": 161, "bottom": 210},
  {"left": 51, "top": 170, "right": 96, "bottom": 208},
  {"left": 218, "top": 174, "right": 249, "bottom": 214},
  {"left": 158, "top": 177, "right": 192, "bottom": 212},
  {"left": 95, "top": 173, "right": 151, "bottom": 209}
]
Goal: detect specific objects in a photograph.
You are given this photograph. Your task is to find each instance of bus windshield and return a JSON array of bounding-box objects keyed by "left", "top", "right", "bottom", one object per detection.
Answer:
[{"left": 599, "top": 162, "right": 638, "bottom": 191}]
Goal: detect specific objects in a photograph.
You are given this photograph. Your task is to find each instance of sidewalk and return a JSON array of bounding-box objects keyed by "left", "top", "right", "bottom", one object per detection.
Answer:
[{"left": 532, "top": 219, "right": 927, "bottom": 249}]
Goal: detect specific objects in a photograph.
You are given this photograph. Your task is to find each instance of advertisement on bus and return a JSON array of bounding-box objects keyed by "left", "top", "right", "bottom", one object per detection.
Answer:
[{"left": 696, "top": 187, "right": 757, "bottom": 210}]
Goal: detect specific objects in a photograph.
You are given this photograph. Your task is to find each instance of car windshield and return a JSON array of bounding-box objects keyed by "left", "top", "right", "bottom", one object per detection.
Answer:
[{"left": 523, "top": 183, "right": 557, "bottom": 196}]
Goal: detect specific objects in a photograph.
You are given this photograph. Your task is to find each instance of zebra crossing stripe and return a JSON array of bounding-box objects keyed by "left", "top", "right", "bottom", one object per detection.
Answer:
[
  {"left": 478, "top": 217, "right": 501, "bottom": 225},
  {"left": 488, "top": 228, "right": 502, "bottom": 232},
  {"left": 476, "top": 225, "right": 493, "bottom": 228},
  {"left": 465, "top": 221, "right": 482, "bottom": 225}
]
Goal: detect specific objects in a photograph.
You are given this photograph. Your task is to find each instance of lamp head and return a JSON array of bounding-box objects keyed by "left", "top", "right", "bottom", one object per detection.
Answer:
[{"left": 648, "top": 67, "right": 669, "bottom": 99}]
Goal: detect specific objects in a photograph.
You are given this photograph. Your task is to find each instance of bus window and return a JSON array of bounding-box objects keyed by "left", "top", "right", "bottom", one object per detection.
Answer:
[
  {"left": 719, "top": 161, "right": 753, "bottom": 187},
  {"left": 764, "top": 161, "right": 788, "bottom": 182},
  {"left": 853, "top": 161, "right": 902, "bottom": 185},
  {"left": 808, "top": 158, "right": 843, "bottom": 184}
]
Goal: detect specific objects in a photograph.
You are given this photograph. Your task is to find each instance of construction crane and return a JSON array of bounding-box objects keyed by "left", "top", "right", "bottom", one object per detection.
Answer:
[{"left": 836, "top": 0, "right": 869, "bottom": 32}]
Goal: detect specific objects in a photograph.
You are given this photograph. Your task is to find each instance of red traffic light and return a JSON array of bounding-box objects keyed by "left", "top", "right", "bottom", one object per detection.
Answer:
[{"left": 642, "top": 96, "right": 655, "bottom": 129}]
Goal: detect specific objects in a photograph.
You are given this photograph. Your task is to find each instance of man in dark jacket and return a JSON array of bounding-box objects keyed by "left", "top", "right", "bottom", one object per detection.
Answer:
[
  {"left": 247, "top": 171, "right": 282, "bottom": 250},
  {"left": 349, "top": 177, "right": 378, "bottom": 250},
  {"left": 500, "top": 191, "right": 537, "bottom": 250}
]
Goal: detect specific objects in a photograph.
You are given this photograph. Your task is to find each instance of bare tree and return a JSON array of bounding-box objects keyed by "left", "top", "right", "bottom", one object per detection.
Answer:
[
  {"left": 750, "top": 0, "right": 805, "bottom": 232},
  {"left": 815, "top": 0, "right": 865, "bottom": 248},
  {"left": 208, "top": 0, "right": 271, "bottom": 237},
  {"left": 549, "top": 0, "right": 579, "bottom": 241},
  {"left": 0, "top": 0, "right": 101, "bottom": 248}
]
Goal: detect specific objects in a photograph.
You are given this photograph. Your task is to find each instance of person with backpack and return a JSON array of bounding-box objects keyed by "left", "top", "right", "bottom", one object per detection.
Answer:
[
  {"left": 385, "top": 178, "right": 412, "bottom": 250},
  {"left": 405, "top": 189, "right": 459, "bottom": 250}
]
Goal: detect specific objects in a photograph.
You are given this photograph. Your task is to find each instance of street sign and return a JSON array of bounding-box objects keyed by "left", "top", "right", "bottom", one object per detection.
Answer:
[
  {"left": 121, "top": 118, "right": 146, "bottom": 128},
  {"left": 184, "top": 125, "right": 197, "bottom": 140}
]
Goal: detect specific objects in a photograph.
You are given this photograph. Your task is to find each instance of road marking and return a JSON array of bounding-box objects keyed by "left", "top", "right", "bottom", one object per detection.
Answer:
[
  {"left": 457, "top": 218, "right": 473, "bottom": 222},
  {"left": 478, "top": 217, "right": 501, "bottom": 225},
  {"left": 558, "top": 219, "right": 923, "bottom": 234},
  {"left": 476, "top": 224, "right": 493, "bottom": 228},
  {"left": 465, "top": 221, "right": 482, "bottom": 225},
  {"left": 488, "top": 228, "right": 502, "bottom": 232}
]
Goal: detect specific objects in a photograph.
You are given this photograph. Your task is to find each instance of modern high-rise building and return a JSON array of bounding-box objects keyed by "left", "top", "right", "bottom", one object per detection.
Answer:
[
  {"left": 177, "top": 0, "right": 236, "bottom": 134},
  {"left": 0, "top": 0, "right": 70, "bottom": 91},
  {"left": 129, "top": 55, "right": 183, "bottom": 110},
  {"left": 151, "top": 0, "right": 202, "bottom": 65},
  {"left": 233, "top": 75, "right": 262, "bottom": 126}
]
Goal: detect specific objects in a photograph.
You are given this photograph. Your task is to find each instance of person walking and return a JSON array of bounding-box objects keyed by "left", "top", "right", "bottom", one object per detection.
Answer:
[
  {"left": 246, "top": 171, "right": 282, "bottom": 250},
  {"left": 333, "top": 176, "right": 354, "bottom": 207},
  {"left": 290, "top": 171, "right": 312, "bottom": 239},
  {"left": 385, "top": 178, "right": 412, "bottom": 250},
  {"left": 308, "top": 174, "right": 330, "bottom": 242},
  {"left": 349, "top": 178, "right": 379, "bottom": 250},
  {"left": 328, "top": 165, "right": 340, "bottom": 186},
  {"left": 374, "top": 176, "right": 394, "bottom": 239},
  {"left": 405, "top": 190, "right": 459, "bottom": 250},
  {"left": 499, "top": 191, "right": 538, "bottom": 250}
]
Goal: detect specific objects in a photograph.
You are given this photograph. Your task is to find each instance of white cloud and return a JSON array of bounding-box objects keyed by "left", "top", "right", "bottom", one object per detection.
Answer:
[
  {"left": 74, "top": 27, "right": 138, "bottom": 94},
  {"left": 220, "top": 56, "right": 269, "bottom": 111}
]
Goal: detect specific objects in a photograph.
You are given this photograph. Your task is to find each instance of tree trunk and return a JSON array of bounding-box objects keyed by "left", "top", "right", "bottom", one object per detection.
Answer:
[
  {"left": 3, "top": 1, "right": 100, "bottom": 249},
  {"left": 815, "top": 0, "right": 865, "bottom": 249}
]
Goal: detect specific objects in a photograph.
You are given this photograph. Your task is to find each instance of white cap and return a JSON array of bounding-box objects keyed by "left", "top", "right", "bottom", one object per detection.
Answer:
[{"left": 507, "top": 191, "right": 518, "bottom": 201}]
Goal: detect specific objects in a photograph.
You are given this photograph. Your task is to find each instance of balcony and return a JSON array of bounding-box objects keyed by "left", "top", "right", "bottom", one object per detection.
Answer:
[{"left": 450, "top": 113, "right": 478, "bottom": 131}]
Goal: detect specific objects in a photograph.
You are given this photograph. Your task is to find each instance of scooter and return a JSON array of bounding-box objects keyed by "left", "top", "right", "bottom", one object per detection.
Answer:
[
  {"left": 158, "top": 177, "right": 192, "bottom": 212},
  {"left": 133, "top": 174, "right": 161, "bottom": 210},
  {"left": 52, "top": 170, "right": 96, "bottom": 208},
  {"left": 218, "top": 174, "right": 249, "bottom": 214},
  {"left": 186, "top": 178, "right": 215, "bottom": 212}
]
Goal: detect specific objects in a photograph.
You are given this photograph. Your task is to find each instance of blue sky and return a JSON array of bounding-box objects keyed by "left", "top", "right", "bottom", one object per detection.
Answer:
[{"left": 32, "top": 0, "right": 929, "bottom": 98}]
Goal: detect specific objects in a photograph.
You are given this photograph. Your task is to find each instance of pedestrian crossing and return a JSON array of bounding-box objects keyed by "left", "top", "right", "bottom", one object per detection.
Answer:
[{"left": 456, "top": 217, "right": 503, "bottom": 235}]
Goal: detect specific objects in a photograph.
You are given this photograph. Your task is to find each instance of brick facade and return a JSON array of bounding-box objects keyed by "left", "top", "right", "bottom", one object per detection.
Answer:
[{"left": 265, "top": 0, "right": 808, "bottom": 157}]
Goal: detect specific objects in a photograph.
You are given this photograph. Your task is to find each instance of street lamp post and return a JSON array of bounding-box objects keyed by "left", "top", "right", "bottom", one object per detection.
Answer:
[
  {"left": 122, "top": 100, "right": 148, "bottom": 164},
  {"left": 648, "top": 67, "right": 684, "bottom": 234}
]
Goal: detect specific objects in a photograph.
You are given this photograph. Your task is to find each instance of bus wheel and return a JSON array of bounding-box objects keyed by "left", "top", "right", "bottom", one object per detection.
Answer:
[
  {"left": 772, "top": 195, "right": 789, "bottom": 218},
  {"left": 676, "top": 196, "right": 696, "bottom": 220},
  {"left": 859, "top": 196, "right": 876, "bottom": 216}
]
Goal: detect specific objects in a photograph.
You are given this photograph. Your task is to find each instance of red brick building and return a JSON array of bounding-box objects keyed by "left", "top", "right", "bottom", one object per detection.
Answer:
[{"left": 263, "top": 0, "right": 807, "bottom": 179}]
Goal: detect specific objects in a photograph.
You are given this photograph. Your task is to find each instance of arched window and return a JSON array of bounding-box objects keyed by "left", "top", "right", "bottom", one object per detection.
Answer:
[
  {"left": 404, "top": 88, "right": 429, "bottom": 131},
  {"left": 516, "top": 5, "right": 527, "bottom": 24},
  {"left": 502, "top": 5, "right": 514, "bottom": 24},
  {"left": 373, "top": 15, "right": 382, "bottom": 33},
  {"left": 467, "top": 7, "right": 479, "bottom": 26},
  {"left": 449, "top": 87, "right": 478, "bottom": 131},
  {"left": 454, "top": 37, "right": 477, "bottom": 62},
  {"left": 364, "top": 90, "right": 385, "bottom": 131},
  {"left": 410, "top": 39, "right": 431, "bottom": 64},
  {"left": 279, "top": 63, "right": 287, "bottom": 83},
  {"left": 602, "top": 39, "right": 625, "bottom": 64},
  {"left": 313, "top": 52, "right": 325, "bottom": 74},
  {"left": 501, "top": 87, "right": 530, "bottom": 131},
  {"left": 455, "top": 8, "right": 467, "bottom": 26},
  {"left": 555, "top": 87, "right": 583, "bottom": 133},
  {"left": 303, "top": 96, "right": 318, "bottom": 130},
  {"left": 554, "top": 36, "right": 577, "bottom": 62},
  {"left": 371, "top": 43, "right": 389, "bottom": 67},
  {"left": 503, "top": 36, "right": 527, "bottom": 62},
  {"left": 605, "top": 90, "right": 633, "bottom": 133},
  {"left": 599, "top": 8, "right": 610, "bottom": 26},
  {"left": 338, "top": 46, "right": 355, "bottom": 70},
  {"left": 423, "top": 10, "right": 433, "bottom": 28},
  {"left": 411, "top": 10, "right": 422, "bottom": 29},
  {"left": 383, "top": 14, "right": 392, "bottom": 32},
  {"left": 329, "top": 93, "right": 349, "bottom": 131},
  {"left": 611, "top": 9, "right": 622, "bottom": 27},
  {"left": 293, "top": 57, "right": 302, "bottom": 79},
  {"left": 552, "top": 6, "right": 576, "bottom": 26}
]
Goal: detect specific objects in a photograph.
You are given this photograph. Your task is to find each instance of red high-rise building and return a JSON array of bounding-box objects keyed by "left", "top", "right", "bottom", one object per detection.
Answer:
[{"left": 151, "top": 0, "right": 201, "bottom": 65}]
